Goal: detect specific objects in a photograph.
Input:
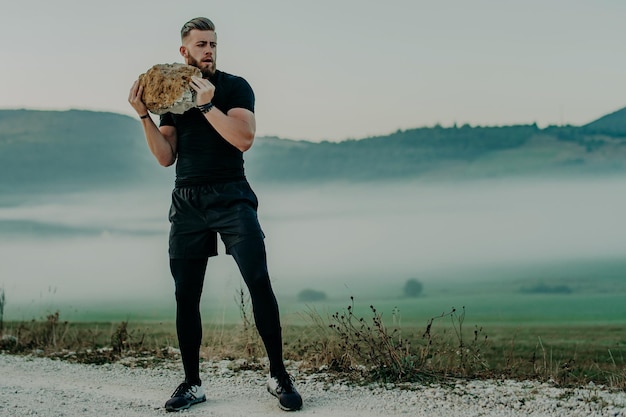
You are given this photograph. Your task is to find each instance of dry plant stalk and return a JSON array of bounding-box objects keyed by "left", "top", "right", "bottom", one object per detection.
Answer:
[{"left": 0, "top": 287, "right": 5, "bottom": 335}]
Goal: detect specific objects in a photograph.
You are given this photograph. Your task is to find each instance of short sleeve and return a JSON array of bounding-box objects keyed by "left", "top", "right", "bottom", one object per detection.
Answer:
[
  {"left": 226, "top": 77, "right": 255, "bottom": 113},
  {"left": 160, "top": 112, "right": 175, "bottom": 127}
]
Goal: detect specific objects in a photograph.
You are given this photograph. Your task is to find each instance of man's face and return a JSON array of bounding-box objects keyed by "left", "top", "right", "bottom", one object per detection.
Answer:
[{"left": 180, "top": 29, "right": 217, "bottom": 77}]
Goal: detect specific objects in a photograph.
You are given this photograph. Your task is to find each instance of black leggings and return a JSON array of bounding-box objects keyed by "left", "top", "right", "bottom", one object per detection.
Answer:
[{"left": 169, "top": 237, "right": 285, "bottom": 385}]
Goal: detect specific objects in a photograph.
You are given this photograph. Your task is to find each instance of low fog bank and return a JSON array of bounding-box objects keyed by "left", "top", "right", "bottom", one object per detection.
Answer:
[
  {"left": 257, "top": 176, "right": 626, "bottom": 295},
  {"left": 1, "top": 176, "right": 625, "bottom": 318}
]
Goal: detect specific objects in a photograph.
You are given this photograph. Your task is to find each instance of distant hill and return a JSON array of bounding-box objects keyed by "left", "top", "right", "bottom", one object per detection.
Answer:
[
  {"left": 582, "top": 107, "right": 626, "bottom": 136},
  {"left": 246, "top": 109, "right": 626, "bottom": 182},
  {"left": 1, "top": 107, "right": 626, "bottom": 194},
  {"left": 0, "top": 109, "right": 166, "bottom": 194},
  {"left": 247, "top": 125, "right": 547, "bottom": 181}
]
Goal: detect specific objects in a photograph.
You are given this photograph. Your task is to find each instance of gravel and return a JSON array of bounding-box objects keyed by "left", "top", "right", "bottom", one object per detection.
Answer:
[{"left": 1, "top": 354, "right": 625, "bottom": 417}]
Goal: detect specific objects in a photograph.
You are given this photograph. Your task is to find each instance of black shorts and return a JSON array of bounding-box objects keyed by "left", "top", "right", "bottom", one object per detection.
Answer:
[{"left": 168, "top": 180, "right": 265, "bottom": 259}]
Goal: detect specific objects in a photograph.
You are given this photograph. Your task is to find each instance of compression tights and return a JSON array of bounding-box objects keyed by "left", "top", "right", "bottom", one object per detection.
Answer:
[{"left": 169, "top": 237, "right": 286, "bottom": 386}]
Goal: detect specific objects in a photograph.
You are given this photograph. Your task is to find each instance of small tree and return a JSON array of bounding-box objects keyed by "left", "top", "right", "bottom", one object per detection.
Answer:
[
  {"left": 0, "top": 287, "right": 5, "bottom": 335},
  {"left": 298, "top": 289, "right": 327, "bottom": 302},
  {"left": 403, "top": 278, "right": 423, "bottom": 298}
]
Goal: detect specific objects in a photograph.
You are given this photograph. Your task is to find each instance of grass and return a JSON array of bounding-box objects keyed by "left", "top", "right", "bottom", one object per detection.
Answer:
[
  {"left": 0, "top": 287, "right": 5, "bottom": 335},
  {"left": 8, "top": 287, "right": 626, "bottom": 327},
  {"left": 1, "top": 294, "right": 625, "bottom": 390}
]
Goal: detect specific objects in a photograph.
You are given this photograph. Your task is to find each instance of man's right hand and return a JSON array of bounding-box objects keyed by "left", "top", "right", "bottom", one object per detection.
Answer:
[{"left": 128, "top": 80, "right": 149, "bottom": 116}]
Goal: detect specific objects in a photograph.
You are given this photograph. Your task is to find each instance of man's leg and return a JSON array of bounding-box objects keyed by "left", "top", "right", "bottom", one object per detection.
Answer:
[
  {"left": 228, "top": 238, "right": 286, "bottom": 377},
  {"left": 229, "top": 237, "right": 303, "bottom": 411},
  {"left": 169, "top": 257, "right": 208, "bottom": 386}
]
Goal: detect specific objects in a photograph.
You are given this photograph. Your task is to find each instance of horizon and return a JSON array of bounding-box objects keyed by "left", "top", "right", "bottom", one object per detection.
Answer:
[
  {"left": 1, "top": 0, "right": 625, "bottom": 142},
  {"left": 0, "top": 104, "right": 622, "bottom": 144}
]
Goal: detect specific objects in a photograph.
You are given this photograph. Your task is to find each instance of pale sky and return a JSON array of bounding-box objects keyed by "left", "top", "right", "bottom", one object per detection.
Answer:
[{"left": 1, "top": 0, "right": 625, "bottom": 141}]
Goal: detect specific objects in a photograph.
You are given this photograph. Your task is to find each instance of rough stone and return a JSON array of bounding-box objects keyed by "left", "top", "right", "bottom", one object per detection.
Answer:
[{"left": 138, "top": 63, "right": 201, "bottom": 115}]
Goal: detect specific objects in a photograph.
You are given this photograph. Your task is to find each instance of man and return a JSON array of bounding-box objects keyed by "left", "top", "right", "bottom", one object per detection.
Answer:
[{"left": 128, "top": 17, "right": 302, "bottom": 413}]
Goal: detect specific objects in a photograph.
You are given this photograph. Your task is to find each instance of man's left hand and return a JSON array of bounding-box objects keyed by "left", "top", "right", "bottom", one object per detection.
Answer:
[{"left": 190, "top": 76, "right": 215, "bottom": 106}]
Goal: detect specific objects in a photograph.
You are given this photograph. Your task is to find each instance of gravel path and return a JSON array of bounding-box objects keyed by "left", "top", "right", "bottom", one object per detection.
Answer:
[{"left": 1, "top": 354, "right": 625, "bottom": 417}]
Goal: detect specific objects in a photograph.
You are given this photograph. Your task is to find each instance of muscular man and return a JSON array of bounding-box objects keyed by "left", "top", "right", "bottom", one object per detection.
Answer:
[{"left": 128, "top": 17, "right": 302, "bottom": 413}]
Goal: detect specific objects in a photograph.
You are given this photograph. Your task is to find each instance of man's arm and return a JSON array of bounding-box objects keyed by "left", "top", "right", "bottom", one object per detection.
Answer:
[
  {"left": 128, "top": 80, "right": 178, "bottom": 166},
  {"left": 190, "top": 76, "right": 256, "bottom": 152},
  {"left": 202, "top": 107, "right": 255, "bottom": 152}
]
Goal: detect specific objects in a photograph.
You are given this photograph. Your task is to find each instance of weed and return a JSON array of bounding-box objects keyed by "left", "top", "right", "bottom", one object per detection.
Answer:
[
  {"left": 420, "top": 306, "right": 489, "bottom": 377},
  {"left": 322, "top": 297, "right": 423, "bottom": 382},
  {"left": 0, "top": 287, "right": 5, "bottom": 335},
  {"left": 232, "top": 287, "right": 262, "bottom": 360},
  {"left": 86, "top": 325, "right": 104, "bottom": 351},
  {"left": 111, "top": 321, "right": 146, "bottom": 354},
  {"left": 300, "top": 300, "right": 492, "bottom": 383},
  {"left": 0, "top": 311, "right": 68, "bottom": 352},
  {"left": 1, "top": 295, "right": 624, "bottom": 389},
  {"left": 292, "top": 305, "right": 338, "bottom": 369},
  {"left": 236, "top": 286, "right": 253, "bottom": 332}
]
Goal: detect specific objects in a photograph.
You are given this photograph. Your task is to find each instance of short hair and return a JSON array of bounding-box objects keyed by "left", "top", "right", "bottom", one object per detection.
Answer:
[{"left": 181, "top": 17, "right": 216, "bottom": 40}]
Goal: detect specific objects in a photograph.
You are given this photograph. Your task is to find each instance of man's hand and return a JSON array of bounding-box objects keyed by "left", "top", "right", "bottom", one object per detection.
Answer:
[
  {"left": 128, "top": 80, "right": 149, "bottom": 116},
  {"left": 190, "top": 76, "right": 215, "bottom": 106},
  {"left": 188, "top": 75, "right": 255, "bottom": 152}
]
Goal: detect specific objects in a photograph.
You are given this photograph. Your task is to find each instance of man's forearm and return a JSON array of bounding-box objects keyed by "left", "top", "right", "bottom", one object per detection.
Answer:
[
  {"left": 129, "top": 79, "right": 176, "bottom": 166},
  {"left": 189, "top": 76, "right": 255, "bottom": 151},
  {"left": 141, "top": 117, "right": 176, "bottom": 166},
  {"left": 202, "top": 107, "right": 255, "bottom": 152}
]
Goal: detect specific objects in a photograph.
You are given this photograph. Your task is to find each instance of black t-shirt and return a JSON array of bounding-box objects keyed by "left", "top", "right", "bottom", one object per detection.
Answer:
[{"left": 160, "top": 70, "right": 255, "bottom": 186}]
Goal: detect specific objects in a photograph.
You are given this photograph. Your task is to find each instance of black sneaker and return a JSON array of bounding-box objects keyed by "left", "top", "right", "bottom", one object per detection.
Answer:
[
  {"left": 164, "top": 382, "right": 206, "bottom": 412},
  {"left": 267, "top": 373, "right": 303, "bottom": 411}
]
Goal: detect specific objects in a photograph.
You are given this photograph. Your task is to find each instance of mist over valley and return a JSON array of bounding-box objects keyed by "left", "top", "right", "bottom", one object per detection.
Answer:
[{"left": 1, "top": 109, "right": 625, "bottom": 324}]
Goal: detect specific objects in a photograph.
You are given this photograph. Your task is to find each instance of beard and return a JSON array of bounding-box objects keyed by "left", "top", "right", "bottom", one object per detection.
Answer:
[{"left": 187, "top": 55, "right": 216, "bottom": 78}]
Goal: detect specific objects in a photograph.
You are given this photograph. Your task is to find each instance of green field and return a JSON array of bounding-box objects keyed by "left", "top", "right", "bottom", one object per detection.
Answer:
[
  {"left": 6, "top": 290, "right": 626, "bottom": 326},
  {"left": 6, "top": 256, "right": 626, "bottom": 327}
]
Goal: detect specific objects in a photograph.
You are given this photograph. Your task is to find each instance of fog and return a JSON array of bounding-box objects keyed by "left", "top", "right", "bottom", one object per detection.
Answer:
[{"left": 1, "top": 177, "right": 625, "bottom": 313}]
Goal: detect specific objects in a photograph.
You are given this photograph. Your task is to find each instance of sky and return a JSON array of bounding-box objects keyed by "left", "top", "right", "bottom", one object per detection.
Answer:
[{"left": 1, "top": 0, "right": 625, "bottom": 142}]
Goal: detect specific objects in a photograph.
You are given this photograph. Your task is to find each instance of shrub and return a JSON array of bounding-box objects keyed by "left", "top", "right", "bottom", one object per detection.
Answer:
[
  {"left": 520, "top": 283, "right": 572, "bottom": 294},
  {"left": 403, "top": 278, "right": 423, "bottom": 297},
  {"left": 298, "top": 289, "right": 327, "bottom": 302}
]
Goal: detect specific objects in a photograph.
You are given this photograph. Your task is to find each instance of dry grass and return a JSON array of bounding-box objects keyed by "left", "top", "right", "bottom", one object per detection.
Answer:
[
  {"left": 1, "top": 296, "right": 625, "bottom": 390},
  {"left": 0, "top": 287, "right": 5, "bottom": 335}
]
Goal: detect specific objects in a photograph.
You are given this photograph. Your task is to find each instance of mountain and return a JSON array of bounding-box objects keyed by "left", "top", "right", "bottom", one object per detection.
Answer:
[{"left": 1, "top": 107, "right": 626, "bottom": 194}]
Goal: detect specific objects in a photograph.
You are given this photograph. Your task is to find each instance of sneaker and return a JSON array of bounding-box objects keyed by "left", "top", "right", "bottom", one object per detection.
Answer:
[
  {"left": 267, "top": 373, "right": 303, "bottom": 411},
  {"left": 164, "top": 382, "right": 206, "bottom": 412}
]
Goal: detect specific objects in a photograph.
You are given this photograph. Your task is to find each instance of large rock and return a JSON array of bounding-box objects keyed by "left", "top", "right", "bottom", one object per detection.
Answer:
[{"left": 138, "top": 63, "right": 201, "bottom": 115}]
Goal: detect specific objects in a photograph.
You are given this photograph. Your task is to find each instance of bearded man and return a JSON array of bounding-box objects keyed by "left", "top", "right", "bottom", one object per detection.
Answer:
[{"left": 128, "top": 16, "right": 302, "bottom": 413}]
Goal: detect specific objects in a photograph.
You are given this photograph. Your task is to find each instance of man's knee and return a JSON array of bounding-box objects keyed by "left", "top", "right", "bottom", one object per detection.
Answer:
[
  {"left": 230, "top": 238, "right": 270, "bottom": 284},
  {"left": 170, "top": 258, "right": 207, "bottom": 301}
]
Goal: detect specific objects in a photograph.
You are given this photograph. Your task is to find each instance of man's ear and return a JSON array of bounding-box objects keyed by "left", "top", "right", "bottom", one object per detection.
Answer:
[{"left": 179, "top": 45, "right": 188, "bottom": 58}]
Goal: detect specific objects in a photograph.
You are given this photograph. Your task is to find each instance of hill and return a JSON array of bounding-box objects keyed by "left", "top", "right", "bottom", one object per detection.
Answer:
[
  {"left": 1, "top": 107, "right": 626, "bottom": 194},
  {"left": 582, "top": 107, "right": 626, "bottom": 136},
  {"left": 245, "top": 117, "right": 626, "bottom": 182},
  {"left": 0, "top": 109, "right": 166, "bottom": 194}
]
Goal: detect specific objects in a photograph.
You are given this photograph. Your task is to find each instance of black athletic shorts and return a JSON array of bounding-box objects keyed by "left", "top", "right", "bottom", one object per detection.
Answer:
[{"left": 168, "top": 180, "right": 265, "bottom": 259}]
